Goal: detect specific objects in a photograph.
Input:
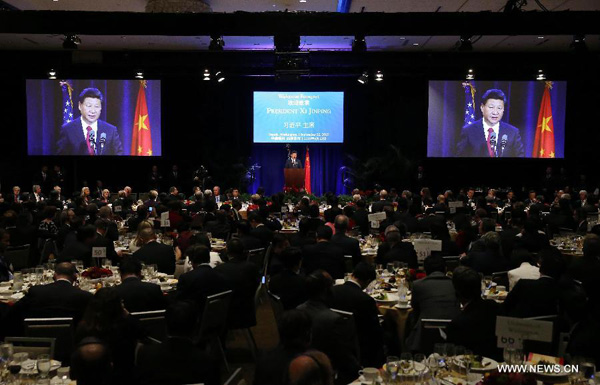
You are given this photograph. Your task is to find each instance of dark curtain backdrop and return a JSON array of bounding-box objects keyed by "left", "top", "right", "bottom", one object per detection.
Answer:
[
  {"left": 26, "top": 79, "right": 161, "bottom": 156},
  {"left": 427, "top": 81, "right": 567, "bottom": 158}
]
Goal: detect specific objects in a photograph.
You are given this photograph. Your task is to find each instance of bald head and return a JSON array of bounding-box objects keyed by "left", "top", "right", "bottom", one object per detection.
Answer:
[
  {"left": 333, "top": 215, "right": 349, "bottom": 232},
  {"left": 54, "top": 262, "right": 78, "bottom": 282},
  {"left": 70, "top": 340, "right": 112, "bottom": 385},
  {"left": 287, "top": 351, "right": 334, "bottom": 385}
]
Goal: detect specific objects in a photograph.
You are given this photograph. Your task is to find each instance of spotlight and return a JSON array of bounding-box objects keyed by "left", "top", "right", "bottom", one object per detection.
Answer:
[
  {"left": 357, "top": 71, "right": 369, "bottom": 84},
  {"left": 536, "top": 69, "right": 546, "bottom": 81},
  {"left": 466, "top": 69, "right": 474, "bottom": 80},
  {"left": 570, "top": 34, "right": 587, "bottom": 52},
  {"left": 135, "top": 70, "right": 144, "bottom": 79},
  {"left": 47, "top": 69, "right": 57, "bottom": 80},
  {"left": 203, "top": 69, "right": 211, "bottom": 81},
  {"left": 374, "top": 70, "right": 384, "bottom": 82},
  {"left": 215, "top": 71, "right": 226, "bottom": 82},
  {"left": 352, "top": 35, "right": 367, "bottom": 52},
  {"left": 62, "top": 34, "right": 81, "bottom": 50},
  {"left": 458, "top": 35, "right": 473, "bottom": 52},
  {"left": 209, "top": 35, "right": 224, "bottom": 51}
]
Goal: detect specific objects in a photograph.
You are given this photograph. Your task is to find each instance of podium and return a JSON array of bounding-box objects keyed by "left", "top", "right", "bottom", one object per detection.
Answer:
[{"left": 284, "top": 168, "right": 305, "bottom": 189}]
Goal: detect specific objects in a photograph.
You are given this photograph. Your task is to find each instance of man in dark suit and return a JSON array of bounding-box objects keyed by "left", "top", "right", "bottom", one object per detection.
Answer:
[
  {"left": 284, "top": 150, "right": 303, "bottom": 169},
  {"left": 331, "top": 263, "right": 384, "bottom": 367},
  {"left": 456, "top": 89, "right": 524, "bottom": 158},
  {"left": 114, "top": 257, "right": 167, "bottom": 313},
  {"left": 0, "top": 229, "right": 13, "bottom": 282},
  {"left": 376, "top": 229, "right": 418, "bottom": 269},
  {"left": 212, "top": 186, "right": 225, "bottom": 205},
  {"left": 462, "top": 231, "right": 508, "bottom": 275},
  {"left": 214, "top": 238, "right": 261, "bottom": 329},
  {"left": 269, "top": 247, "right": 308, "bottom": 310},
  {"left": 302, "top": 226, "right": 346, "bottom": 280},
  {"left": 132, "top": 228, "right": 175, "bottom": 275},
  {"left": 235, "top": 220, "right": 263, "bottom": 251},
  {"left": 6, "top": 186, "right": 22, "bottom": 204},
  {"left": 136, "top": 301, "right": 220, "bottom": 385},
  {"left": 567, "top": 234, "right": 600, "bottom": 302},
  {"left": 406, "top": 255, "right": 461, "bottom": 353},
  {"left": 249, "top": 212, "right": 274, "bottom": 248},
  {"left": 331, "top": 215, "right": 362, "bottom": 267},
  {"left": 10, "top": 262, "right": 92, "bottom": 322},
  {"left": 58, "top": 224, "right": 96, "bottom": 267},
  {"left": 57, "top": 88, "right": 123, "bottom": 156},
  {"left": 166, "top": 165, "right": 181, "bottom": 190},
  {"left": 447, "top": 266, "right": 502, "bottom": 360},
  {"left": 371, "top": 190, "right": 393, "bottom": 213},
  {"left": 353, "top": 199, "right": 370, "bottom": 236},
  {"left": 175, "top": 244, "right": 230, "bottom": 313},
  {"left": 92, "top": 219, "right": 120, "bottom": 266}
]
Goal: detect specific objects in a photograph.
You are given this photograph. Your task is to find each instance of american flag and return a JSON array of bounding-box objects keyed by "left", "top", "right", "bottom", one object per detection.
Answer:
[
  {"left": 462, "top": 82, "right": 476, "bottom": 126},
  {"left": 60, "top": 81, "right": 74, "bottom": 125}
]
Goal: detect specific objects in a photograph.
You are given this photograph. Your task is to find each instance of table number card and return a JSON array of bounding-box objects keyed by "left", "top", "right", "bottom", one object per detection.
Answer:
[
  {"left": 412, "top": 239, "right": 442, "bottom": 262},
  {"left": 92, "top": 247, "right": 107, "bottom": 259},
  {"left": 160, "top": 211, "right": 171, "bottom": 227}
]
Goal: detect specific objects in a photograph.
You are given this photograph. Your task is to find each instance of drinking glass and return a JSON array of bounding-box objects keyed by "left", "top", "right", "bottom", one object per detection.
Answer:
[
  {"left": 37, "top": 354, "right": 51, "bottom": 379},
  {"left": 444, "top": 344, "right": 455, "bottom": 369},
  {"left": 579, "top": 362, "right": 596, "bottom": 382},
  {"left": 427, "top": 354, "right": 440, "bottom": 384},
  {"left": 386, "top": 263, "right": 395, "bottom": 274},
  {"left": 400, "top": 353, "right": 414, "bottom": 376},
  {"left": 414, "top": 353, "right": 427, "bottom": 385},
  {"left": 483, "top": 276, "right": 492, "bottom": 290},
  {"left": 376, "top": 264, "right": 384, "bottom": 276},
  {"left": 386, "top": 356, "right": 400, "bottom": 382},
  {"left": 76, "top": 261, "right": 84, "bottom": 273},
  {"left": 453, "top": 346, "right": 465, "bottom": 371},
  {"left": 12, "top": 272, "right": 23, "bottom": 291},
  {"left": 0, "top": 343, "right": 13, "bottom": 370},
  {"left": 434, "top": 344, "right": 446, "bottom": 369}
]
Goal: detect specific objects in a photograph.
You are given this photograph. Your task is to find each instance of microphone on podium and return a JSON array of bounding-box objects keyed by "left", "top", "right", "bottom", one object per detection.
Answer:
[
  {"left": 99, "top": 133, "right": 107, "bottom": 155},
  {"left": 89, "top": 131, "right": 96, "bottom": 155},
  {"left": 489, "top": 132, "right": 497, "bottom": 157},
  {"left": 500, "top": 134, "right": 508, "bottom": 157}
]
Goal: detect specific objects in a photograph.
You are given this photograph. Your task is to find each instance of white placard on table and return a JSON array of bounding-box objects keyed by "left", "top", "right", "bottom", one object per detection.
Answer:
[
  {"left": 448, "top": 201, "right": 464, "bottom": 214},
  {"left": 412, "top": 239, "right": 442, "bottom": 262},
  {"left": 160, "top": 211, "right": 171, "bottom": 227},
  {"left": 370, "top": 220, "right": 380, "bottom": 229},
  {"left": 495, "top": 316, "right": 553, "bottom": 348},
  {"left": 368, "top": 212, "right": 386, "bottom": 222},
  {"left": 92, "top": 247, "right": 107, "bottom": 259},
  {"left": 113, "top": 205, "right": 122, "bottom": 213}
]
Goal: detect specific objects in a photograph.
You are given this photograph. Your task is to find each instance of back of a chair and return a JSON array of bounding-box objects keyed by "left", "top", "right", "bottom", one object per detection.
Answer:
[
  {"left": 197, "top": 290, "right": 233, "bottom": 340},
  {"left": 223, "top": 367, "right": 247, "bottom": 385},
  {"left": 246, "top": 248, "right": 266, "bottom": 269},
  {"left": 24, "top": 317, "right": 73, "bottom": 362},
  {"left": 267, "top": 291, "right": 285, "bottom": 328},
  {"left": 5, "top": 244, "right": 31, "bottom": 271},
  {"left": 443, "top": 256, "right": 461, "bottom": 272},
  {"left": 5, "top": 337, "right": 55, "bottom": 359},
  {"left": 130, "top": 310, "right": 167, "bottom": 343},
  {"left": 262, "top": 245, "right": 272, "bottom": 280},
  {"left": 491, "top": 271, "right": 509, "bottom": 288},
  {"left": 421, "top": 318, "right": 453, "bottom": 329}
]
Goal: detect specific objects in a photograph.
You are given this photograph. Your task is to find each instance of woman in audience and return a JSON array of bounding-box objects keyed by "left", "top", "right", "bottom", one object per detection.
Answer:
[{"left": 128, "top": 220, "right": 154, "bottom": 253}]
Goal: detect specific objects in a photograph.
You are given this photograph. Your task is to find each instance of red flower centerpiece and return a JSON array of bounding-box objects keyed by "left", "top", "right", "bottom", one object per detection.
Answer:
[{"left": 81, "top": 267, "right": 113, "bottom": 280}]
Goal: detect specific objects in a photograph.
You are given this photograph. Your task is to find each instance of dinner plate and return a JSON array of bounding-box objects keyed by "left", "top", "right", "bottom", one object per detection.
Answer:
[
  {"left": 454, "top": 355, "right": 499, "bottom": 373},
  {"left": 372, "top": 293, "right": 399, "bottom": 304},
  {"left": 383, "top": 361, "right": 429, "bottom": 377}
]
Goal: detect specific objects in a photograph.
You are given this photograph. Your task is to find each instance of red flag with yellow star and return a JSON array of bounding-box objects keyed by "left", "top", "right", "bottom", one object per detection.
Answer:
[
  {"left": 130, "top": 80, "right": 153, "bottom": 156},
  {"left": 532, "top": 82, "right": 555, "bottom": 158},
  {"left": 304, "top": 146, "right": 311, "bottom": 194}
]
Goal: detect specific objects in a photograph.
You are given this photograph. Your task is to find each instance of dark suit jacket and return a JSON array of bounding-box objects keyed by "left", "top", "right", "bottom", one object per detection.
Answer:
[
  {"left": 462, "top": 249, "right": 508, "bottom": 276},
  {"left": 132, "top": 241, "right": 175, "bottom": 275},
  {"left": 331, "top": 233, "right": 362, "bottom": 267},
  {"left": 57, "top": 119, "right": 124, "bottom": 156},
  {"left": 284, "top": 158, "right": 303, "bottom": 169},
  {"left": 136, "top": 337, "right": 220, "bottom": 385},
  {"left": 114, "top": 277, "right": 167, "bottom": 313},
  {"left": 250, "top": 225, "right": 274, "bottom": 248},
  {"left": 372, "top": 199, "right": 393, "bottom": 213},
  {"left": 502, "top": 276, "right": 560, "bottom": 318},
  {"left": 353, "top": 208, "right": 370, "bottom": 236},
  {"left": 58, "top": 240, "right": 92, "bottom": 267},
  {"left": 268, "top": 269, "right": 308, "bottom": 310},
  {"left": 302, "top": 241, "right": 346, "bottom": 279},
  {"left": 239, "top": 234, "right": 263, "bottom": 251},
  {"left": 446, "top": 299, "right": 502, "bottom": 360},
  {"left": 175, "top": 265, "right": 230, "bottom": 312},
  {"left": 332, "top": 281, "right": 385, "bottom": 367},
  {"left": 91, "top": 232, "right": 119, "bottom": 265},
  {"left": 456, "top": 119, "right": 525, "bottom": 158},
  {"left": 215, "top": 259, "right": 261, "bottom": 329},
  {"left": 376, "top": 241, "right": 419, "bottom": 269}
]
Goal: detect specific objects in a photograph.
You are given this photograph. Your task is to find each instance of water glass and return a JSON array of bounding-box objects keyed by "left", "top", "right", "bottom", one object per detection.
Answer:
[
  {"left": 386, "top": 263, "right": 395, "bottom": 274},
  {"left": 12, "top": 272, "right": 23, "bottom": 291},
  {"left": 579, "top": 362, "right": 596, "bottom": 381},
  {"left": 400, "top": 353, "right": 414, "bottom": 376},
  {"left": 37, "top": 354, "right": 51, "bottom": 378},
  {"left": 414, "top": 353, "right": 427, "bottom": 385},
  {"left": 434, "top": 344, "right": 446, "bottom": 368},
  {"left": 386, "top": 356, "right": 400, "bottom": 382},
  {"left": 0, "top": 343, "right": 13, "bottom": 369}
]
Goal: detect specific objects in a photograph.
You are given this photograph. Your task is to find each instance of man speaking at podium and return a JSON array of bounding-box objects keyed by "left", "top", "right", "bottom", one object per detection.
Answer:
[
  {"left": 285, "top": 150, "right": 303, "bottom": 169},
  {"left": 57, "top": 87, "right": 124, "bottom": 156}
]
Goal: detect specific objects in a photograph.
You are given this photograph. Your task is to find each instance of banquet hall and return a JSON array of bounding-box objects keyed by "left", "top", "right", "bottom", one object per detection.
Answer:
[{"left": 1, "top": 1, "right": 600, "bottom": 384}]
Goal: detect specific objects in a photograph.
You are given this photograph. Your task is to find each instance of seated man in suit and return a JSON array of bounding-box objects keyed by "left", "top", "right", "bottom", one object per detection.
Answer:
[
  {"left": 567, "top": 234, "right": 600, "bottom": 299},
  {"left": 10, "top": 262, "right": 92, "bottom": 324},
  {"left": 284, "top": 150, "right": 303, "bottom": 169},
  {"left": 215, "top": 238, "right": 261, "bottom": 329},
  {"left": 249, "top": 212, "right": 274, "bottom": 248},
  {"left": 132, "top": 228, "right": 175, "bottom": 275},
  {"left": 92, "top": 219, "right": 121, "bottom": 266},
  {"left": 331, "top": 262, "right": 384, "bottom": 367},
  {"left": 447, "top": 266, "right": 501, "bottom": 360},
  {"left": 331, "top": 215, "right": 362, "bottom": 268},
  {"left": 57, "top": 87, "right": 123, "bottom": 156},
  {"left": 406, "top": 255, "right": 461, "bottom": 353},
  {"left": 175, "top": 244, "right": 230, "bottom": 313},
  {"left": 302, "top": 226, "right": 345, "bottom": 280},
  {"left": 376, "top": 226, "right": 418, "bottom": 269},
  {"left": 461, "top": 231, "right": 508, "bottom": 276},
  {"left": 269, "top": 247, "right": 308, "bottom": 310},
  {"left": 297, "top": 270, "right": 360, "bottom": 385},
  {"left": 371, "top": 190, "right": 393, "bottom": 213},
  {"left": 234, "top": 219, "right": 262, "bottom": 251},
  {"left": 456, "top": 88, "right": 524, "bottom": 158},
  {"left": 114, "top": 257, "right": 167, "bottom": 313},
  {"left": 136, "top": 300, "right": 220, "bottom": 385},
  {"left": 58, "top": 224, "right": 96, "bottom": 267}
]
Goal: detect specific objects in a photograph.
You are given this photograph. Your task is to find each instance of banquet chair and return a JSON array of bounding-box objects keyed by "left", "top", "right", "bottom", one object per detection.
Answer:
[
  {"left": 196, "top": 290, "right": 233, "bottom": 373},
  {"left": 246, "top": 248, "right": 266, "bottom": 270},
  {"left": 5, "top": 337, "right": 55, "bottom": 359},
  {"left": 223, "top": 367, "right": 247, "bottom": 385},
  {"left": 442, "top": 256, "right": 460, "bottom": 272},
  {"left": 4, "top": 244, "right": 31, "bottom": 271},
  {"left": 419, "top": 319, "right": 453, "bottom": 355},
  {"left": 491, "top": 271, "right": 509, "bottom": 288},
  {"left": 267, "top": 291, "right": 285, "bottom": 331},
  {"left": 24, "top": 317, "right": 74, "bottom": 363},
  {"left": 130, "top": 310, "right": 167, "bottom": 343}
]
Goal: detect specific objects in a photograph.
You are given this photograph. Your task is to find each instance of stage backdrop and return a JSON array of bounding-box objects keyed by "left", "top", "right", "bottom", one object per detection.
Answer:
[
  {"left": 26, "top": 79, "right": 162, "bottom": 156},
  {"left": 427, "top": 80, "right": 567, "bottom": 158}
]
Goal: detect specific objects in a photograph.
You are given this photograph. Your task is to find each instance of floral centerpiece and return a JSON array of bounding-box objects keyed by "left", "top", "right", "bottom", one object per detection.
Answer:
[{"left": 81, "top": 267, "right": 113, "bottom": 279}]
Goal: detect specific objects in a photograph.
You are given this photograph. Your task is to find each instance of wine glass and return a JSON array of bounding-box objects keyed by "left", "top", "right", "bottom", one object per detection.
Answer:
[
  {"left": 444, "top": 344, "right": 455, "bottom": 370},
  {"left": 37, "top": 354, "right": 51, "bottom": 379},
  {"left": 386, "top": 356, "right": 400, "bottom": 382},
  {"left": 376, "top": 264, "right": 384, "bottom": 276},
  {"left": 400, "top": 353, "right": 414, "bottom": 377},
  {"left": 414, "top": 353, "right": 427, "bottom": 385},
  {"left": 453, "top": 346, "right": 465, "bottom": 371},
  {"left": 0, "top": 343, "right": 13, "bottom": 370},
  {"left": 434, "top": 343, "right": 446, "bottom": 369},
  {"left": 427, "top": 354, "right": 440, "bottom": 384},
  {"left": 9, "top": 352, "right": 28, "bottom": 381}
]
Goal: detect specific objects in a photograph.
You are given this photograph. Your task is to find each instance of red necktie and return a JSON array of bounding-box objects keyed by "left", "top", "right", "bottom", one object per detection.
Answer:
[
  {"left": 86, "top": 126, "right": 95, "bottom": 156},
  {"left": 486, "top": 127, "right": 495, "bottom": 158}
]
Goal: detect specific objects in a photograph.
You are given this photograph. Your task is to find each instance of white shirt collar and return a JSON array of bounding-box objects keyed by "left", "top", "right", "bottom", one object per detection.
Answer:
[
  {"left": 482, "top": 119, "right": 500, "bottom": 140},
  {"left": 81, "top": 117, "right": 98, "bottom": 143}
]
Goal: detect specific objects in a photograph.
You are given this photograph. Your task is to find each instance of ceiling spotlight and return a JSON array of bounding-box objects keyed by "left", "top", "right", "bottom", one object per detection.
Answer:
[
  {"left": 203, "top": 68, "right": 211, "bottom": 81},
  {"left": 352, "top": 35, "right": 367, "bottom": 52},
  {"left": 458, "top": 35, "right": 473, "bottom": 52},
  {"left": 357, "top": 71, "right": 369, "bottom": 84},
  {"left": 215, "top": 71, "right": 226, "bottom": 82},
  {"left": 570, "top": 34, "right": 587, "bottom": 52},
  {"left": 209, "top": 35, "right": 224, "bottom": 51},
  {"left": 466, "top": 69, "right": 475, "bottom": 80},
  {"left": 62, "top": 34, "right": 81, "bottom": 50},
  {"left": 47, "top": 69, "right": 57, "bottom": 80},
  {"left": 135, "top": 70, "right": 144, "bottom": 79},
  {"left": 375, "top": 70, "right": 384, "bottom": 82},
  {"left": 536, "top": 69, "right": 546, "bottom": 81}
]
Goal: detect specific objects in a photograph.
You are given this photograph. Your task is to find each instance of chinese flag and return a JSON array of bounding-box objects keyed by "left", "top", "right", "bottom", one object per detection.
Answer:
[
  {"left": 532, "top": 82, "right": 555, "bottom": 158},
  {"left": 130, "top": 81, "right": 153, "bottom": 156},
  {"left": 304, "top": 146, "right": 311, "bottom": 194}
]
